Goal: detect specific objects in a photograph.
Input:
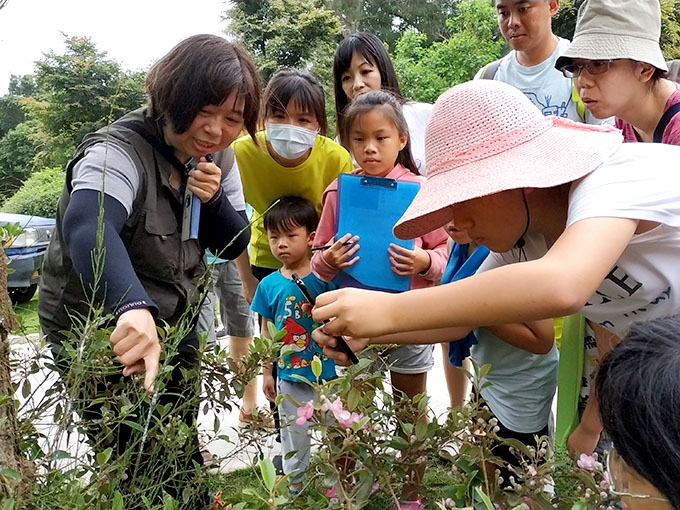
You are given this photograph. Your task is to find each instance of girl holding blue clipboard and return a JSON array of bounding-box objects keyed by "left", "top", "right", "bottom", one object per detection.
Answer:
[{"left": 310, "top": 90, "right": 448, "bottom": 510}]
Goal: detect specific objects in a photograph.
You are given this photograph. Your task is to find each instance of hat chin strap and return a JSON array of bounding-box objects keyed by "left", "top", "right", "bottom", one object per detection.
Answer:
[{"left": 515, "top": 189, "right": 530, "bottom": 261}]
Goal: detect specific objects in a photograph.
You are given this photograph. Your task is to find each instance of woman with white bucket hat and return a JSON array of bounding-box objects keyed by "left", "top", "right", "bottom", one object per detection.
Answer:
[{"left": 555, "top": 0, "right": 680, "bottom": 144}]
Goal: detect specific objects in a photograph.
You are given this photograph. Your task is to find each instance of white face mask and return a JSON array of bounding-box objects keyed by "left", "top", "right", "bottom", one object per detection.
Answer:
[{"left": 265, "top": 123, "right": 318, "bottom": 160}]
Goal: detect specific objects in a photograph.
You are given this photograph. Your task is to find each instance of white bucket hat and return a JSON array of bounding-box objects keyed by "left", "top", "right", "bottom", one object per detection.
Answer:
[{"left": 555, "top": 0, "right": 668, "bottom": 72}]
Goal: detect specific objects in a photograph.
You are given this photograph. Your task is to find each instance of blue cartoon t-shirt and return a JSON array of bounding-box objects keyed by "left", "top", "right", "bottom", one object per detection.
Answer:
[{"left": 251, "top": 271, "right": 336, "bottom": 383}]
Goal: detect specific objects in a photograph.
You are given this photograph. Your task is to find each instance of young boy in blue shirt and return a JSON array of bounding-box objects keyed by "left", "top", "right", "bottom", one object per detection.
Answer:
[{"left": 251, "top": 196, "right": 336, "bottom": 495}]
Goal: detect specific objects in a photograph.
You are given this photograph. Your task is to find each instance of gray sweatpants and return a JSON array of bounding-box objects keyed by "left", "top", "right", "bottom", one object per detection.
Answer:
[{"left": 277, "top": 379, "right": 318, "bottom": 484}]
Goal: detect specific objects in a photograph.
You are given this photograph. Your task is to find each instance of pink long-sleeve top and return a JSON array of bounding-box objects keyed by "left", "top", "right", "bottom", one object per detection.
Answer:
[{"left": 311, "top": 164, "right": 449, "bottom": 290}]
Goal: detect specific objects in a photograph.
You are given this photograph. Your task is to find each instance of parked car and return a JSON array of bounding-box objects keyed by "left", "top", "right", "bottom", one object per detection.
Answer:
[{"left": 1, "top": 212, "right": 55, "bottom": 304}]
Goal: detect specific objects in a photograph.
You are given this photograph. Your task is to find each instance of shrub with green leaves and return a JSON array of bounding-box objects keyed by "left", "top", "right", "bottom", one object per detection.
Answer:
[{"left": 2, "top": 166, "right": 64, "bottom": 218}]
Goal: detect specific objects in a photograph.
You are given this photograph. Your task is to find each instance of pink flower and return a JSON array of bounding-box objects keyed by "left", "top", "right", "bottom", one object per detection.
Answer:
[
  {"left": 600, "top": 478, "right": 611, "bottom": 490},
  {"left": 337, "top": 410, "right": 364, "bottom": 429},
  {"left": 527, "top": 465, "right": 537, "bottom": 477},
  {"left": 577, "top": 453, "right": 598, "bottom": 472},
  {"left": 321, "top": 397, "right": 344, "bottom": 416},
  {"left": 295, "top": 401, "right": 314, "bottom": 426},
  {"left": 321, "top": 398, "right": 364, "bottom": 429}
]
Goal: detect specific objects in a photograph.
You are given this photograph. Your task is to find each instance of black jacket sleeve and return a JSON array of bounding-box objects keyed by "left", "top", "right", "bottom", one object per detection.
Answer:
[
  {"left": 198, "top": 186, "right": 250, "bottom": 259},
  {"left": 62, "top": 189, "right": 159, "bottom": 318}
]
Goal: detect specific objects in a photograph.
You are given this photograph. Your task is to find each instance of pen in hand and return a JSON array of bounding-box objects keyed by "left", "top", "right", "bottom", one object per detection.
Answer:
[{"left": 311, "top": 241, "right": 354, "bottom": 251}]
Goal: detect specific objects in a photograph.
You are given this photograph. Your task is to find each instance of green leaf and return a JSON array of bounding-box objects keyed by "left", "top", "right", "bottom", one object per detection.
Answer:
[
  {"left": 112, "top": 491, "right": 124, "bottom": 510},
  {"left": 499, "top": 437, "right": 534, "bottom": 457},
  {"left": 259, "top": 458, "right": 276, "bottom": 491},
  {"left": 478, "top": 363, "right": 491, "bottom": 380},
  {"left": 474, "top": 486, "right": 494, "bottom": 510},
  {"left": 415, "top": 420, "right": 428, "bottom": 440},
  {"left": 570, "top": 502, "right": 587, "bottom": 510},
  {"left": 96, "top": 447, "right": 113, "bottom": 466},
  {"left": 0, "top": 468, "right": 21, "bottom": 481},
  {"left": 311, "top": 355, "right": 322, "bottom": 379},
  {"left": 347, "top": 387, "right": 361, "bottom": 411},
  {"left": 267, "top": 321, "right": 278, "bottom": 340},
  {"left": 387, "top": 436, "right": 411, "bottom": 450},
  {"left": 21, "top": 379, "right": 31, "bottom": 399},
  {"left": 2, "top": 499, "right": 15, "bottom": 510},
  {"left": 401, "top": 422, "right": 414, "bottom": 436}
]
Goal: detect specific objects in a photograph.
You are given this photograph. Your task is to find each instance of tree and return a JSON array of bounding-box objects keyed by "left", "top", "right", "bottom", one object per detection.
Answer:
[
  {"left": 0, "top": 241, "right": 24, "bottom": 501},
  {"left": 2, "top": 166, "right": 64, "bottom": 218},
  {"left": 324, "top": 0, "right": 460, "bottom": 48},
  {"left": 32, "top": 35, "right": 146, "bottom": 157},
  {"left": 0, "top": 95, "right": 24, "bottom": 139},
  {"left": 393, "top": 0, "right": 504, "bottom": 103},
  {"left": 226, "top": 0, "right": 343, "bottom": 82},
  {"left": 0, "top": 120, "right": 46, "bottom": 197},
  {"left": 660, "top": 0, "right": 680, "bottom": 60},
  {"left": 553, "top": 0, "right": 680, "bottom": 60},
  {"left": 0, "top": 35, "right": 146, "bottom": 202}
]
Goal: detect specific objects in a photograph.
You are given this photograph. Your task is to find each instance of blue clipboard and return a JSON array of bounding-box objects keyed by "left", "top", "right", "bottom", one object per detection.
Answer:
[{"left": 336, "top": 174, "right": 420, "bottom": 292}]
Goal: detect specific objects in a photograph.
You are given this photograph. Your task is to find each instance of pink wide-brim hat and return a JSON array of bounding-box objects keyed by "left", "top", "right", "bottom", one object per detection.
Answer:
[{"left": 393, "top": 80, "right": 623, "bottom": 240}]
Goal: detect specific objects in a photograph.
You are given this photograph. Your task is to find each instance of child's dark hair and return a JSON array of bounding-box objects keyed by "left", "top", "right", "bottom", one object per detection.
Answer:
[
  {"left": 146, "top": 34, "right": 261, "bottom": 141},
  {"left": 264, "top": 196, "right": 319, "bottom": 235},
  {"left": 333, "top": 32, "right": 405, "bottom": 138},
  {"left": 340, "top": 90, "right": 418, "bottom": 175},
  {"left": 596, "top": 315, "right": 680, "bottom": 508},
  {"left": 263, "top": 68, "right": 328, "bottom": 136}
]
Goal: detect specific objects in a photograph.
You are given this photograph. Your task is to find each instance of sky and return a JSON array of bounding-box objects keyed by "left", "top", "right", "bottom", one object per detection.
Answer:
[{"left": 0, "top": 0, "right": 230, "bottom": 94}]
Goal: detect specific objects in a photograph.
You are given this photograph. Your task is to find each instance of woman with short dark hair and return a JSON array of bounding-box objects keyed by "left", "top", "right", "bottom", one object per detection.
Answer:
[{"left": 39, "top": 34, "right": 261, "bottom": 508}]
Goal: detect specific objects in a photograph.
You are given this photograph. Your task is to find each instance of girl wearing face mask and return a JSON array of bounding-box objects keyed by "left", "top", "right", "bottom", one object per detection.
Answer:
[{"left": 234, "top": 68, "right": 353, "bottom": 283}]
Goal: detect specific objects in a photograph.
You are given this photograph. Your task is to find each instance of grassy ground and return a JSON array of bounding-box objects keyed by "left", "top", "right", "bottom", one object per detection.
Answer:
[
  {"left": 204, "top": 457, "right": 456, "bottom": 509},
  {"left": 205, "top": 449, "right": 581, "bottom": 509},
  {"left": 12, "top": 292, "right": 40, "bottom": 335}
]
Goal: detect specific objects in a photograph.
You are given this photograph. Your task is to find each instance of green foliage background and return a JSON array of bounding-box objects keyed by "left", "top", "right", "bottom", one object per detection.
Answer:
[
  {"left": 0, "top": 36, "right": 145, "bottom": 213},
  {"left": 2, "top": 166, "right": 64, "bottom": 218},
  {"left": 1, "top": 0, "right": 680, "bottom": 211}
]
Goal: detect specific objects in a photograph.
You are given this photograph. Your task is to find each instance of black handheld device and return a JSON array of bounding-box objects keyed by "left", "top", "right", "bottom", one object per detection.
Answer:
[{"left": 291, "top": 273, "right": 359, "bottom": 364}]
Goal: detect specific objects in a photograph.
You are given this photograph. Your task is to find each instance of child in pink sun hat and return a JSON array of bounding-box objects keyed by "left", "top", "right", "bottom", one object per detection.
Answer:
[{"left": 309, "top": 79, "right": 680, "bottom": 429}]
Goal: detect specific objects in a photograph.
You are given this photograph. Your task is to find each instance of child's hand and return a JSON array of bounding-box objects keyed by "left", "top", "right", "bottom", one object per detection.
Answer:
[
  {"left": 311, "top": 327, "right": 369, "bottom": 366},
  {"left": 262, "top": 373, "right": 276, "bottom": 402},
  {"left": 567, "top": 422, "right": 601, "bottom": 458},
  {"left": 322, "top": 233, "right": 360, "bottom": 269},
  {"left": 388, "top": 244, "right": 431, "bottom": 276}
]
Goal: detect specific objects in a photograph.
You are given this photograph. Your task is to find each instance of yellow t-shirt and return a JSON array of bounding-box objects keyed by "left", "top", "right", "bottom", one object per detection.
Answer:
[{"left": 234, "top": 131, "right": 353, "bottom": 269}]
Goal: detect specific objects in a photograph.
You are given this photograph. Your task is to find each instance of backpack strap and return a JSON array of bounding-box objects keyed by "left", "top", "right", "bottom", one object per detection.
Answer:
[
  {"left": 480, "top": 59, "right": 502, "bottom": 80},
  {"left": 571, "top": 84, "right": 586, "bottom": 122},
  {"left": 653, "top": 102, "right": 680, "bottom": 143}
]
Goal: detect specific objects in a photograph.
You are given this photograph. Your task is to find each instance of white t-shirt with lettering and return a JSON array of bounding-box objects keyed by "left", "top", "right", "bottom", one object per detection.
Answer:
[{"left": 482, "top": 142, "right": 680, "bottom": 338}]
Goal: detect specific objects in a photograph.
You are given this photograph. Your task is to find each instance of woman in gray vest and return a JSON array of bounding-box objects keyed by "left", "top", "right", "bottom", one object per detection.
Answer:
[{"left": 38, "top": 35, "right": 260, "bottom": 508}]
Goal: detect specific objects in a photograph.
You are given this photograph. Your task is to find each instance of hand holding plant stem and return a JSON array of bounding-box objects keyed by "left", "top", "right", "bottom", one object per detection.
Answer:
[{"left": 110, "top": 307, "right": 161, "bottom": 393}]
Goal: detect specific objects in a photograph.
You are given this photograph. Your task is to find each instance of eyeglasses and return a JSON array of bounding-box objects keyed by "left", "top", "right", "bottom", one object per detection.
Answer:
[
  {"left": 605, "top": 448, "right": 669, "bottom": 502},
  {"left": 559, "top": 60, "right": 615, "bottom": 78}
]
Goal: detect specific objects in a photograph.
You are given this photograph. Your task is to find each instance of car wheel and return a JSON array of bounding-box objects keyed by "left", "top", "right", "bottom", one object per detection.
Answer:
[{"left": 9, "top": 284, "right": 37, "bottom": 304}]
